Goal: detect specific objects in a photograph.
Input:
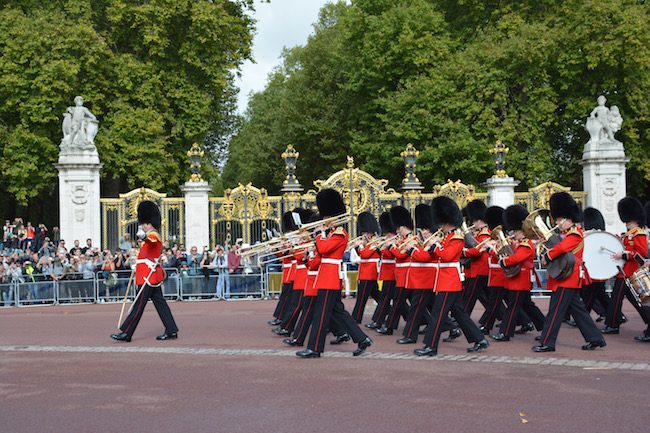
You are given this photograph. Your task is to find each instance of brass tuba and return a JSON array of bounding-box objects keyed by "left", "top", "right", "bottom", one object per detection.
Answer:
[
  {"left": 523, "top": 209, "right": 574, "bottom": 280},
  {"left": 489, "top": 225, "right": 520, "bottom": 278}
]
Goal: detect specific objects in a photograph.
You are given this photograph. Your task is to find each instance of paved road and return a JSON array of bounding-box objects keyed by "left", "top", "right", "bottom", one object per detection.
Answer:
[{"left": 1, "top": 299, "right": 649, "bottom": 432}]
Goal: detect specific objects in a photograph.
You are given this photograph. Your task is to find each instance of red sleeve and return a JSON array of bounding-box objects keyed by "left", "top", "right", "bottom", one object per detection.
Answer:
[
  {"left": 503, "top": 243, "right": 535, "bottom": 267},
  {"left": 381, "top": 248, "right": 395, "bottom": 259},
  {"left": 547, "top": 233, "right": 581, "bottom": 260},
  {"left": 359, "top": 247, "right": 379, "bottom": 259},
  {"left": 432, "top": 238, "right": 463, "bottom": 262},
  {"left": 316, "top": 233, "right": 346, "bottom": 255},
  {"left": 464, "top": 232, "right": 490, "bottom": 258},
  {"left": 626, "top": 233, "right": 648, "bottom": 259},
  {"left": 308, "top": 254, "right": 321, "bottom": 270},
  {"left": 411, "top": 246, "right": 433, "bottom": 262},
  {"left": 390, "top": 245, "right": 410, "bottom": 260}
]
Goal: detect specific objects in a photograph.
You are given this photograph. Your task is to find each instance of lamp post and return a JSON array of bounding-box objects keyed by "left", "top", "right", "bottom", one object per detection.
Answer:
[
  {"left": 489, "top": 140, "right": 509, "bottom": 178},
  {"left": 280, "top": 144, "right": 303, "bottom": 193},
  {"left": 400, "top": 143, "right": 424, "bottom": 191},
  {"left": 187, "top": 142, "right": 205, "bottom": 182}
]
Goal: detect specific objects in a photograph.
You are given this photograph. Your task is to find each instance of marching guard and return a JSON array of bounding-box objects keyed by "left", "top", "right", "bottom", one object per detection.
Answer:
[
  {"left": 366, "top": 212, "right": 397, "bottom": 329},
  {"left": 461, "top": 200, "right": 491, "bottom": 315},
  {"left": 111, "top": 201, "right": 178, "bottom": 342},
  {"left": 478, "top": 206, "right": 506, "bottom": 333},
  {"left": 268, "top": 211, "right": 298, "bottom": 326},
  {"left": 351, "top": 212, "right": 381, "bottom": 323}
]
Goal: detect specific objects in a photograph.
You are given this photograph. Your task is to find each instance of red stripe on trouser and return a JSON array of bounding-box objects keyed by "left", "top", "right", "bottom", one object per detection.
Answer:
[
  {"left": 287, "top": 293, "right": 303, "bottom": 326},
  {"left": 484, "top": 288, "right": 502, "bottom": 327},
  {"left": 315, "top": 291, "right": 330, "bottom": 351},
  {"left": 505, "top": 292, "right": 520, "bottom": 335},
  {"left": 124, "top": 286, "right": 147, "bottom": 334},
  {"left": 543, "top": 289, "right": 565, "bottom": 346},
  {"left": 464, "top": 278, "right": 478, "bottom": 310},
  {"left": 387, "top": 288, "right": 403, "bottom": 324},
  {"left": 376, "top": 282, "right": 392, "bottom": 315},
  {"left": 296, "top": 299, "right": 314, "bottom": 340},
  {"left": 406, "top": 292, "right": 425, "bottom": 336},
  {"left": 431, "top": 292, "right": 449, "bottom": 347},
  {"left": 277, "top": 287, "right": 289, "bottom": 318}
]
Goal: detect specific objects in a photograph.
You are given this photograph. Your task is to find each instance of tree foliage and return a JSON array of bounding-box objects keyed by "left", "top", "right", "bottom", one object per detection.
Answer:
[
  {"left": 225, "top": 0, "right": 650, "bottom": 198},
  {"left": 0, "top": 0, "right": 256, "bottom": 220}
]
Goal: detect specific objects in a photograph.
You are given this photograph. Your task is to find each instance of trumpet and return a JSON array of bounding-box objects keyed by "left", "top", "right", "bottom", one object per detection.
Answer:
[
  {"left": 365, "top": 235, "right": 391, "bottom": 249},
  {"left": 257, "top": 241, "right": 315, "bottom": 265}
]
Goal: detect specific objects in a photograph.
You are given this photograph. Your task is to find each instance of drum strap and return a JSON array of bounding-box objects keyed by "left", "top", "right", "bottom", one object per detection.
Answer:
[{"left": 571, "top": 241, "right": 584, "bottom": 255}]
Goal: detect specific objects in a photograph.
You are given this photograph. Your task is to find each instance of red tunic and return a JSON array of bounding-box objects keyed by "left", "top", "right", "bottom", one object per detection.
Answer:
[
  {"left": 429, "top": 230, "right": 464, "bottom": 292},
  {"left": 487, "top": 249, "right": 506, "bottom": 288},
  {"left": 618, "top": 227, "right": 648, "bottom": 278},
  {"left": 136, "top": 230, "right": 165, "bottom": 286},
  {"left": 292, "top": 249, "right": 308, "bottom": 291},
  {"left": 408, "top": 245, "right": 437, "bottom": 290},
  {"left": 390, "top": 241, "right": 411, "bottom": 288},
  {"left": 378, "top": 247, "right": 396, "bottom": 281},
  {"left": 305, "top": 253, "right": 321, "bottom": 297},
  {"left": 463, "top": 227, "right": 490, "bottom": 277},
  {"left": 313, "top": 227, "right": 347, "bottom": 290},
  {"left": 502, "top": 239, "right": 535, "bottom": 291},
  {"left": 546, "top": 226, "right": 584, "bottom": 291},
  {"left": 279, "top": 255, "right": 296, "bottom": 284},
  {"left": 357, "top": 244, "right": 380, "bottom": 281}
]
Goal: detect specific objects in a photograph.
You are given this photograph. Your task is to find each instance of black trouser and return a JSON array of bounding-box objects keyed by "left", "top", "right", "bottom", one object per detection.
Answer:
[
  {"left": 605, "top": 278, "right": 650, "bottom": 328},
  {"left": 307, "top": 289, "right": 368, "bottom": 353},
  {"left": 519, "top": 291, "right": 545, "bottom": 330},
  {"left": 463, "top": 275, "right": 488, "bottom": 315},
  {"left": 498, "top": 290, "right": 544, "bottom": 337},
  {"left": 480, "top": 286, "right": 505, "bottom": 330},
  {"left": 281, "top": 290, "right": 304, "bottom": 333},
  {"left": 292, "top": 295, "right": 316, "bottom": 344},
  {"left": 387, "top": 287, "right": 411, "bottom": 330},
  {"left": 120, "top": 284, "right": 178, "bottom": 338},
  {"left": 372, "top": 280, "right": 396, "bottom": 325},
  {"left": 402, "top": 290, "right": 433, "bottom": 341},
  {"left": 422, "top": 291, "right": 483, "bottom": 351},
  {"left": 352, "top": 280, "right": 380, "bottom": 323},
  {"left": 539, "top": 287, "right": 602, "bottom": 348},
  {"left": 273, "top": 282, "right": 293, "bottom": 319},
  {"left": 581, "top": 281, "right": 608, "bottom": 316}
]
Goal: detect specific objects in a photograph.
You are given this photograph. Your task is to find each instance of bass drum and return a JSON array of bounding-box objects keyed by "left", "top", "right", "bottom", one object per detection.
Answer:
[{"left": 583, "top": 230, "right": 625, "bottom": 280}]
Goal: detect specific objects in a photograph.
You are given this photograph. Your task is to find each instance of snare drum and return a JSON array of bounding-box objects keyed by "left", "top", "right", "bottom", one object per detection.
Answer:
[{"left": 629, "top": 267, "right": 650, "bottom": 305}]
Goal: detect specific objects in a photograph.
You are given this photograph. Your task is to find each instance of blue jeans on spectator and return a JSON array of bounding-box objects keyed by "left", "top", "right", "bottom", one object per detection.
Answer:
[{"left": 217, "top": 272, "right": 230, "bottom": 299}]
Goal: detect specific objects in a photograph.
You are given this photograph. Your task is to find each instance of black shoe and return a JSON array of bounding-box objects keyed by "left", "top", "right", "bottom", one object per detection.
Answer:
[
  {"left": 397, "top": 337, "right": 417, "bottom": 344},
  {"left": 414, "top": 346, "right": 437, "bottom": 357},
  {"left": 534, "top": 335, "right": 542, "bottom": 341},
  {"left": 418, "top": 328, "right": 426, "bottom": 335},
  {"left": 365, "top": 322, "right": 379, "bottom": 329},
  {"left": 442, "top": 327, "right": 462, "bottom": 342},
  {"left": 564, "top": 319, "right": 577, "bottom": 327},
  {"left": 467, "top": 339, "right": 489, "bottom": 353},
  {"left": 156, "top": 332, "right": 177, "bottom": 341},
  {"left": 267, "top": 318, "right": 282, "bottom": 326},
  {"left": 272, "top": 327, "right": 290, "bottom": 336},
  {"left": 376, "top": 325, "right": 393, "bottom": 335},
  {"left": 621, "top": 314, "right": 628, "bottom": 323},
  {"left": 600, "top": 326, "right": 619, "bottom": 334},
  {"left": 491, "top": 333, "right": 510, "bottom": 342},
  {"left": 634, "top": 334, "right": 650, "bottom": 342},
  {"left": 353, "top": 337, "right": 373, "bottom": 356},
  {"left": 515, "top": 322, "right": 534, "bottom": 334},
  {"left": 296, "top": 349, "right": 320, "bottom": 358},
  {"left": 479, "top": 326, "right": 489, "bottom": 335},
  {"left": 330, "top": 333, "right": 350, "bottom": 345},
  {"left": 283, "top": 338, "right": 302, "bottom": 346},
  {"left": 596, "top": 315, "right": 605, "bottom": 323},
  {"left": 533, "top": 345, "right": 555, "bottom": 352},
  {"left": 111, "top": 332, "right": 131, "bottom": 342},
  {"left": 582, "top": 340, "right": 606, "bottom": 350}
]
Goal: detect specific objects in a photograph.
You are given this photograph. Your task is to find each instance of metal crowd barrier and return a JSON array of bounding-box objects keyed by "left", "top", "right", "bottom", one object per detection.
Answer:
[
  {"left": 179, "top": 271, "right": 265, "bottom": 300},
  {"left": 0, "top": 282, "right": 15, "bottom": 307},
  {"left": 57, "top": 273, "right": 96, "bottom": 304}
]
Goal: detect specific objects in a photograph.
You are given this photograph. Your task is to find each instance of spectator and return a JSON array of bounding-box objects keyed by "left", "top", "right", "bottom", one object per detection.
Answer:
[
  {"left": 228, "top": 243, "right": 242, "bottom": 297},
  {"left": 57, "top": 240, "right": 68, "bottom": 255},
  {"left": 79, "top": 252, "right": 96, "bottom": 280},
  {"left": 80, "top": 238, "right": 93, "bottom": 254},
  {"left": 70, "top": 240, "right": 83, "bottom": 256},
  {"left": 25, "top": 222, "right": 35, "bottom": 252},
  {"left": 187, "top": 246, "right": 201, "bottom": 276},
  {"left": 119, "top": 233, "right": 133, "bottom": 252},
  {"left": 38, "top": 239, "right": 54, "bottom": 259},
  {"left": 200, "top": 247, "right": 214, "bottom": 295},
  {"left": 213, "top": 246, "right": 229, "bottom": 299},
  {"left": 51, "top": 226, "right": 60, "bottom": 248}
]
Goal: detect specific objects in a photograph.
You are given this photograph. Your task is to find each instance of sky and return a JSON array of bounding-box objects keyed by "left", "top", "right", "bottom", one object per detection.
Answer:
[{"left": 235, "top": 0, "right": 331, "bottom": 114}]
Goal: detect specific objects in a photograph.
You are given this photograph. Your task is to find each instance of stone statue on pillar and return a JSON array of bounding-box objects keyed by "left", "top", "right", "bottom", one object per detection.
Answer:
[
  {"left": 580, "top": 95, "right": 628, "bottom": 233},
  {"left": 61, "top": 96, "right": 99, "bottom": 153}
]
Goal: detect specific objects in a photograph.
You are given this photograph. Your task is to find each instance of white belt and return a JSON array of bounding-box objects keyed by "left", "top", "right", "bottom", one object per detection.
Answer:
[
  {"left": 136, "top": 259, "right": 157, "bottom": 269},
  {"left": 360, "top": 258, "right": 380, "bottom": 263},
  {"left": 488, "top": 262, "right": 500, "bottom": 269},
  {"left": 291, "top": 259, "right": 297, "bottom": 264},
  {"left": 381, "top": 259, "right": 395, "bottom": 264},
  {"left": 296, "top": 264, "right": 306, "bottom": 270},
  {"left": 307, "top": 271, "right": 318, "bottom": 276},
  {"left": 321, "top": 258, "right": 342, "bottom": 265},
  {"left": 409, "top": 262, "right": 437, "bottom": 268},
  {"left": 395, "top": 263, "right": 410, "bottom": 268},
  {"left": 282, "top": 263, "right": 292, "bottom": 269},
  {"left": 436, "top": 262, "right": 464, "bottom": 281}
]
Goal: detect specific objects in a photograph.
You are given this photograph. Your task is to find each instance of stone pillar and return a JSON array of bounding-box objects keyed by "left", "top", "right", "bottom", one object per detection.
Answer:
[
  {"left": 55, "top": 150, "right": 102, "bottom": 247},
  {"left": 486, "top": 176, "right": 519, "bottom": 208},
  {"left": 181, "top": 181, "right": 211, "bottom": 250},
  {"left": 579, "top": 96, "right": 628, "bottom": 233}
]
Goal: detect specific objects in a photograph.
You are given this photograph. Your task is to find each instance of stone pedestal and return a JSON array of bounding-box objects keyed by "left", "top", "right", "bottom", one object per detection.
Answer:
[
  {"left": 485, "top": 176, "right": 519, "bottom": 208},
  {"left": 55, "top": 149, "right": 102, "bottom": 246},
  {"left": 579, "top": 136, "right": 628, "bottom": 233},
  {"left": 181, "top": 181, "right": 211, "bottom": 249}
]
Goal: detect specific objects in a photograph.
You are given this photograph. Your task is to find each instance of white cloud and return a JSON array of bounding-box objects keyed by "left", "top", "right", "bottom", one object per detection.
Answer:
[{"left": 235, "top": 0, "right": 330, "bottom": 113}]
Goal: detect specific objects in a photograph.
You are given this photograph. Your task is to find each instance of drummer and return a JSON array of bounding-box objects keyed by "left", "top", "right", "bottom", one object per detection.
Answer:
[{"left": 601, "top": 197, "right": 650, "bottom": 342}]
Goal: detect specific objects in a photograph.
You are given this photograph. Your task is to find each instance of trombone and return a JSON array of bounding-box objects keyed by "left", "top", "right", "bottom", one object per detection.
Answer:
[{"left": 257, "top": 241, "right": 315, "bottom": 265}]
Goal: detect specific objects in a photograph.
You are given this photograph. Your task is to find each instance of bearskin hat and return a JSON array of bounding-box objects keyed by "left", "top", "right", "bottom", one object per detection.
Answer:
[
  {"left": 293, "top": 208, "right": 315, "bottom": 227},
  {"left": 549, "top": 192, "right": 580, "bottom": 221},
  {"left": 430, "top": 196, "right": 463, "bottom": 227},
  {"left": 281, "top": 211, "right": 298, "bottom": 233},
  {"left": 379, "top": 211, "right": 395, "bottom": 235},
  {"left": 137, "top": 201, "right": 161, "bottom": 231},
  {"left": 316, "top": 188, "right": 346, "bottom": 218},
  {"left": 503, "top": 205, "right": 528, "bottom": 231},
  {"left": 618, "top": 197, "right": 646, "bottom": 225},
  {"left": 389, "top": 206, "right": 413, "bottom": 230},
  {"left": 484, "top": 206, "right": 504, "bottom": 230},
  {"left": 466, "top": 199, "right": 487, "bottom": 223},
  {"left": 415, "top": 204, "right": 435, "bottom": 231},
  {"left": 357, "top": 212, "right": 380, "bottom": 234},
  {"left": 583, "top": 207, "right": 605, "bottom": 231},
  {"left": 309, "top": 213, "right": 322, "bottom": 224}
]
